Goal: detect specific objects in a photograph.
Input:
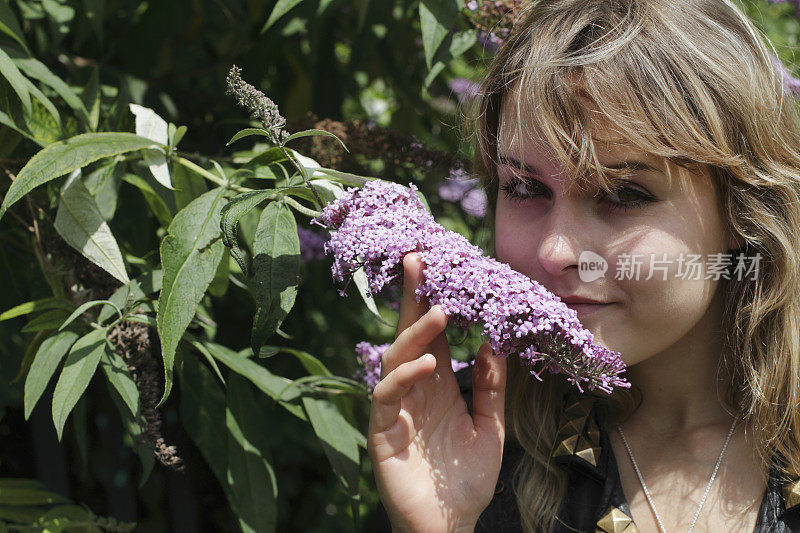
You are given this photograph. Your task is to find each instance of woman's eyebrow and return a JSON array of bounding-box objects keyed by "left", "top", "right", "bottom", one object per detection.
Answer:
[
  {"left": 496, "top": 154, "right": 540, "bottom": 175},
  {"left": 604, "top": 160, "right": 663, "bottom": 174},
  {"left": 497, "top": 155, "right": 662, "bottom": 176}
]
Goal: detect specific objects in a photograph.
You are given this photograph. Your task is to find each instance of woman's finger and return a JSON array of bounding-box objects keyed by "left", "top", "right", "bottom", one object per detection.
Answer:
[
  {"left": 380, "top": 305, "right": 447, "bottom": 379},
  {"left": 369, "top": 353, "right": 437, "bottom": 436},
  {"left": 471, "top": 341, "right": 507, "bottom": 440},
  {"left": 395, "top": 253, "right": 429, "bottom": 337}
]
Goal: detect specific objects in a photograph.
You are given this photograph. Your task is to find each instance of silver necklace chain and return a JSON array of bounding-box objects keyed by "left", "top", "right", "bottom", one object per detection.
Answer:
[{"left": 615, "top": 414, "right": 739, "bottom": 533}]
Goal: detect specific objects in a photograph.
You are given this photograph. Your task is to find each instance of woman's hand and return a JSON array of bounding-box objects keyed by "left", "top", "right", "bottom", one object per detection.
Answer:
[{"left": 367, "top": 252, "right": 508, "bottom": 533}]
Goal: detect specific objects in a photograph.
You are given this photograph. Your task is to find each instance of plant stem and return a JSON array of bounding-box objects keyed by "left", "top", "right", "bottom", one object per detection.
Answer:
[{"left": 173, "top": 157, "right": 252, "bottom": 193}]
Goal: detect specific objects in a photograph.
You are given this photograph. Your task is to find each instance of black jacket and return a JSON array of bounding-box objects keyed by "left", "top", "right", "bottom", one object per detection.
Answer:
[{"left": 370, "top": 367, "right": 800, "bottom": 532}]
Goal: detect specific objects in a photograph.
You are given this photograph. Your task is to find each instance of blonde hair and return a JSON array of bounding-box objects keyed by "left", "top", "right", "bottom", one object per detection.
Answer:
[{"left": 466, "top": 0, "right": 800, "bottom": 530}]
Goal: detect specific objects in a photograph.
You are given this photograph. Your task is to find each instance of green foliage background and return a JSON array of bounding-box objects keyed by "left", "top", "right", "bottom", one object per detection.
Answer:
[{"left": 0, "top": 0, "right": 797, "bottom": 531}]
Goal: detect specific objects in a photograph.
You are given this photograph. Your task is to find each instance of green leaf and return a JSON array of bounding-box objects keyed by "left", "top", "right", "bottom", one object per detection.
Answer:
[
  {"left": 302, "top": 396, "right": 362, "bottom": 505},
  {"left": 122, "top": 172, "right": 173, "bottom": 227},
  {"left": 81, "top": 67, "right": 99, "bottom": 131},
  {"left": 172, "top": 160, "right": 209, "bottom": 210},
  {"left": 0, "top": 504, "right": 45, "bottom": 523},
  {"left": 170, "top": 124, "right": 187, "bottom": 148},
  {"left": 311, "top": 167, "right": 375, "bottom": 186},
  {"left": 156, "top": 187, "right": 226, "bottom": 406},
  {"left": 226, "top": 127, "right": 272, "bottom": 146},
  {"left": 226, "top": 375, "right": 277, "bottom": 533},
  {"left": 100, "top": 347, "right": 138, "bottom": 418},
  {"left": 24, "top": 329, "right": 80, "bottom": 420},
  {"left": 250, "top": 201, "right": 300, "bottom": 356},
  {"left": 198, "top": 341, "right": 306, "bottom": 420},
  {"left": 258, "top": 345, "right": 331, "bottom": 376},
  {"left": 12, "top": 55, "right": 91, "bottom": 127},
  {"left": 179, "top": 353, "right": 231, "bottom": 495},
  {"left": 19, "top": 308, "right": 70, "bottom": 333},
  {"left": 0, "top": 132, "right": 157, "bottom": 221},
  {"left": 352, "top": 268, "right": 384, "bottom": 322},
  {"left": 424, "top": 29, "right": 477, "bottom": 88},
  {"left": 54, "top": 172, "right": 130, "bottom": 284},
  {"left": 0, "top": 46, "right": 30, "bottom": 116},
  {"left": 51, "top": 328, "right": 108, "bottom": 441},
  {"left": 0, "top": 2, "right": 30, "bottom": 54},
  {"left": 261, "top": 0, "right": 305, "bottom": 33},
  {"left": 242, "top": 146, "right": 287, "bottom": 177},
  {"left": 58, "top": 298, "right": 122, "bottom": 331},
  {"left": 0, "top": 298, "right": 72, "bottom": 322},
  {"left": 419, "top": 0, "right": 461, "bottom": 69},
  {"left": 220, "top": 190, "right": 274, "bottom": 276},
  {"left": 130, "top": 103, "right": 172, "bottom": 190},
  {"left": 0, "top": 479, "right": 70, "bottom": 506},
  {"left": 283, "top": 129, "right": 349, "bottom": 152}
]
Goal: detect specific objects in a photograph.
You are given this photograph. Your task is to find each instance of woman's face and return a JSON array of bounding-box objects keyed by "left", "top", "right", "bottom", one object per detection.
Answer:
[{"left": 494, "top": 93, "right": 740, "bottom": 366}]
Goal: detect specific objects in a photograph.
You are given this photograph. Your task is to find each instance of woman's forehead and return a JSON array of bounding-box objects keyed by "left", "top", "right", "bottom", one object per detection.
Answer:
[{"left": 497, "top": 86, "right": 672, "bottom": 172}]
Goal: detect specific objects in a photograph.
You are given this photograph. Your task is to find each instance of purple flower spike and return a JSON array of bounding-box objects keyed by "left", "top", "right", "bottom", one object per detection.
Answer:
[
  {"left": 355, "top": 341, "right": 473, "bottom": 391},
  {"left": 315, "top": 180, "right": 630, "bottom": 394}
]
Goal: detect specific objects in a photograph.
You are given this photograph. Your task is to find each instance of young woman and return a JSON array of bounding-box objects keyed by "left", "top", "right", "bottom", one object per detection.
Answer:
[{"left": 368, "top": 0, "right": 800, "bottom": 531}]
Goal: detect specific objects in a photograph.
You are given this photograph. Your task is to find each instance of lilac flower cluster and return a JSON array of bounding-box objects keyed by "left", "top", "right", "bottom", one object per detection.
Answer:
[
  {"left": 355, "top": 341, "right": 472, "bottom": 391},
  {"left": 770, "top": 54, "right": 800, "bottom": 97},
  {"left": 448, "top": 77, "right": 481, "bottom": 103},
  {"left": 298, "top": 226, "right": 329, "bottom": 262},
  {"left": 438, "top": 166, "right": 487, "bottom": 218},
  {"left": 315, "top": 180, "right": 629, "bottom": 394}
]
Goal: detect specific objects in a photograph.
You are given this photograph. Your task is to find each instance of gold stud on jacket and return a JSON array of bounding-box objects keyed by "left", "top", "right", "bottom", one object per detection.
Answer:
[
  {"left": 595, "top": 506, "right": 640, "bottom": 533},
  {"left": 552, "top": 395, "right": 602, "bottom": 467}
]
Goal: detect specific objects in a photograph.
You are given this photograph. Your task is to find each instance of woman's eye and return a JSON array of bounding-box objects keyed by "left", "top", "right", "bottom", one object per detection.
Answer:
[
  {"left": 602, "top": 186, "right": 654, "bottom": 211},
  {"left": 499, "top": 175, "right": 654, "bottom": 211},
  {"left": 499, "top": 176, "right": 548, "bottom": 202}
]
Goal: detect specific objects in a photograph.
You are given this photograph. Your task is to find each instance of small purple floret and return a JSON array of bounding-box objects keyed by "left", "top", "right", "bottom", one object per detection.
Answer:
[{"left": 315, "top": 180, "right": 629, "bottom": 394}]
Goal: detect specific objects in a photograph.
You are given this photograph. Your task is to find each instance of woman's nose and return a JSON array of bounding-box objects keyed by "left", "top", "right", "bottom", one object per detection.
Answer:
[{"left": 536, "top": 200, "right": 585, "bottom": 277}]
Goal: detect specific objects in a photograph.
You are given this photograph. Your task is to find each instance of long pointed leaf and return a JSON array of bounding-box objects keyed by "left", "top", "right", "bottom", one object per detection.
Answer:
[
  {"left": 100, "top": 347, "right": 138, "bottom": 418},
  {"left": 261, "top": 0, "right": 304, "bottom": 33},
  {"left": 197, "top": 341, "right": 306, "bottom": 420},
  {"left": 250, "top": 201, "right": 299, "bottom": 355},
  {"left": 0, "top": 46, "right": 30, "bottom": 115},
  {"left": 302, "top": 396, "right": 362, "bottom": 512},
  {"left": 283, "top": 129, "right": 348, "bottom": 152},
  {"left": 220, "top": 190, "right": 274, "bottom": 276},
  {"left": 51, "top": 328, "right": 108, "bottom": 441},
  {"left": 156, "top": 187, "right": 226, "bottom": 406},
  {"left": 226, "top": 375, "right": 277, "bottom": 533},
  {"left": 0, "top": 132, "right": 156, "bottom": 221},
  {"left": 24, "top": 329, "right": 80, "bottom": 420},
  {"left": 0, "top": 298, "right": 72, "bottom": 322},
  {"left": 419, "top": 0, "right": 461, "bottom": 69},
  {"left": 0, "top": 2, "right": 30, "bottom": 54},
  {"left": 54, "top": 172, "right": 130, "bottom": 283}
]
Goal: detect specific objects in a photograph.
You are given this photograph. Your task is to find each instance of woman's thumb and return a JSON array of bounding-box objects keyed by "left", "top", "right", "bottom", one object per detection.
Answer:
[{"left": 471, "top": 341, "right": 506, "bottom": 436}]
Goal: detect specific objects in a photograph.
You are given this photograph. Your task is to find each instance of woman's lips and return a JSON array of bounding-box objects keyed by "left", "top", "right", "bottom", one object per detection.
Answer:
[{"left": 565, "top": 302, "right": 613, "bottom": 318}]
